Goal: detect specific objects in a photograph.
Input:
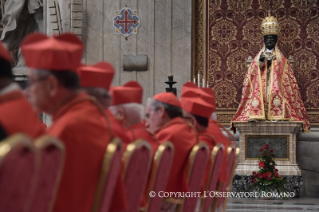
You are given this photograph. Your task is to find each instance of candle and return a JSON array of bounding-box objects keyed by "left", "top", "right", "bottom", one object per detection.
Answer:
[
  {"left": 197, "top": 73, "right": 200, "bottom": 87},
  {"left": 193, "top": 77, "right": 196, "bottom": 84},
  {"left": 206, "top": 82, "right": 209, "bottom": 88},
  {"left": 202, "top": 78, "right": 205, "bottom": 88}
]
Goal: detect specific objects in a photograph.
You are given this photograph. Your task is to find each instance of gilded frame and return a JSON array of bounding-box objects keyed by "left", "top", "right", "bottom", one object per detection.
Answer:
[
  {"left": 245, "top": 135, "right": 290, "bottom": 161},
  {"left": 142, "top": 141, "right": 174, "bottom": 212},
  {"left": 91, "top": 137, "right": 122, "bottom": 212}
]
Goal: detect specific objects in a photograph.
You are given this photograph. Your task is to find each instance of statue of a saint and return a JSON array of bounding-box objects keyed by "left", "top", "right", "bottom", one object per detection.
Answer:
[
  {"left": 231, "top": 13, "right": 310, "bottom": 132},
  {"left": 1, "top": 0, "right": 43, "bottom": 67}
]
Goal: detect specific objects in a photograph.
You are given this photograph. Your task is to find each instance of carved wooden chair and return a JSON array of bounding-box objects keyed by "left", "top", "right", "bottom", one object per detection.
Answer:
[
  {"left": 0, "top": 133, "right": 39, "bottom": 212},
  {"left": 199, "top": 143, "right": 225, "bottom": 212},
  {"left": 91, "top": 137, "right": 123, "bottom": 212},
  {"left": 141, "top": 141, "right": 174, "bottom": 212},
  {"left": 211, "top": 144, "right": 236, "bottom": 212},
  {"left": 27, "top": 135, "right": 65, "bottom": 212},
  {"left": 122, "top": 139, "right": 152, "bottom": 212},
  {"left": 164, "top": 142, "right": 210, "bottom": 212}
]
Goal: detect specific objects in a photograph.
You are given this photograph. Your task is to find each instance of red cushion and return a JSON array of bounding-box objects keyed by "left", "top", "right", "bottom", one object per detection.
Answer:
[
  {"left": 122, "top": 145, "right": 152, "bottom": 212},
  {"left": 202, "top": 148, "right": 224, "bottom": 211},
  {"left": 0, "top": 148, "right": 37, "bottom": 212},
  {"left": 99, "top": 146, "right": 122, "bottom": 212},
  {"left": 183, "top": 147, "right": 209, "bottom": 212},
  {"left": 147, "top": 147, "right": 174, "bottom": 212},
  {"left": 29, "top": 145, "right": 63, "bottom": 212},
  {"left": 217, "top": 148, "right": 235, "bottom": 207}
]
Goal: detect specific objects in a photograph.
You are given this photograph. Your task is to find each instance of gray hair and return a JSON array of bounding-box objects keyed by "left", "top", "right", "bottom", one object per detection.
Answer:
[
  {"left": 110, "top": 103, "right": 144, "bottom": 124},
  {"left": 84, "top": 87, "right": 111, "bottom": 107},
  {"left": 146, "top": 97, "right": 182, "bottom": 119}
]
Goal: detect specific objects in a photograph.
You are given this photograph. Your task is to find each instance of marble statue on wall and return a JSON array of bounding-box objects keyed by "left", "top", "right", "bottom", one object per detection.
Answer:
[
  {"left": 1, "top": 0, "right": 43, "bottom": 67},
  {"left": 231, "top": 13, "right": 310, "bottom": 132}
]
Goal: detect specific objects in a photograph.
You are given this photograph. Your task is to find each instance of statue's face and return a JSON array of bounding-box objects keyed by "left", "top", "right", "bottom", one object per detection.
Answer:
[{"left": 264, "top": 35, "right": 277, "bottom": 50}]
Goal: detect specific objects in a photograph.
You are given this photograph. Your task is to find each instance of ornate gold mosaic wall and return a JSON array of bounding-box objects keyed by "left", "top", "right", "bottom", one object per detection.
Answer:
[{"left": 194, "top": 0, "right": 319, "bottom": 125}]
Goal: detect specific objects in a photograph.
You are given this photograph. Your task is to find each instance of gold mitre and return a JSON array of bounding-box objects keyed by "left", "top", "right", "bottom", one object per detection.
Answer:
[{"left": 261, "top": 12, "right": 279, "bottom": 36}]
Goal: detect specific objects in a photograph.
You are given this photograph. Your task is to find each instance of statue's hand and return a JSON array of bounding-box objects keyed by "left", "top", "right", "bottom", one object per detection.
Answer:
[{"left": 259, "top": 53, "right": 265, "bottom": 62}]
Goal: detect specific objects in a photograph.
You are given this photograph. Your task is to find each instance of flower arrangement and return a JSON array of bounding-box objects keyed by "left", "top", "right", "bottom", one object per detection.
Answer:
[{"left": 250, "top": 143, "right": 286, "bottom": 193}]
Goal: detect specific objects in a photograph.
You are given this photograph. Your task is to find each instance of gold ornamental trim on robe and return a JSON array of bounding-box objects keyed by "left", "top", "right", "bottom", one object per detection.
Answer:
[{"left": 231, "top": 45, "right": 311, "bottom": 132}]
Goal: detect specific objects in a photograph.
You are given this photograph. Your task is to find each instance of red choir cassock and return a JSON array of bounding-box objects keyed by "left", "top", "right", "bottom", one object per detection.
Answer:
[
  {"left": 126, "top": 122, "right": 158, "bottom": 156},
  {"left": 110, "top": 81, "right": 151, "bottom": 149},
  {"left": 78, "top": 62, "right": 132, "bottom": 147},
  {"left": 21, "top": 33, "right": 127, "bottom": 212},
  {"left": 0, "top": 42, "right": 44, "bottom": 140},
  {"left": 0, "top": 90, "right": 45, "bottom": 140},
  {"left": 154, "top": 93, "right": 198, "bottom": 193},
  {"left": 78, "top": 62, "right": 129, "bottom": 211},
  {"left": 206, "top": 119, "right": 232, "bottom": 183}
]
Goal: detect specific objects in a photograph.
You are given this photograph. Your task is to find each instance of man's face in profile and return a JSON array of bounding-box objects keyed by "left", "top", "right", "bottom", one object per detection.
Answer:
[{"left": 264, "top": 35, "right": 277, "bottom": 50}]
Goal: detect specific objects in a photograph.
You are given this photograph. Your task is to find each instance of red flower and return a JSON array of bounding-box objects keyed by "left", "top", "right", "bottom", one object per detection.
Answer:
[
  {"left": 258, "top": 173, "right": 263, "bottom": 178},
  {"left": 267, "top": 153, "right": 270, "bottom": 156},
  {"left": 264, "top": 172, "right": 271, "bottom": 178},
  {"left": 267, "top": 177, "right": 271, "bottom": 181},
  {"left": 275, "top": 169, "right": 278, "bottom": 172},
  {"left": 270, "top": 159, "right": 273, "bottom": 162},
  {"left": 259, "top": 148, "right": 263, "bottom": 152},
  {"left": 270, "top": 149, "right": 273, "bottom": 153},
  {"left": 254, "top": 178, "right": 257, "bottom": 182},
  {"left": 250, "top": 179, "right": 254, "bottom": 183},
  {"left": 264, "top": 164, "right": 267, "bottom": 168},
  {"left": 274, "top": 173, "right": 279, "bottom": 178},
  {"left": 259, "top": 161, "right": 265, "bottom": 168},
  {"left": 252, "top": 171, "right": 256, "bottom": 175},
  {"left": 264, "top": 144, "right": 269, "bottom": 149}
]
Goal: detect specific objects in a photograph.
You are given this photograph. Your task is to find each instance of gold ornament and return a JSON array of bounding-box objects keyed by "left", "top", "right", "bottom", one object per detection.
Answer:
[{"left": 261, "top": 12, "right": 280, "bottom": 36}]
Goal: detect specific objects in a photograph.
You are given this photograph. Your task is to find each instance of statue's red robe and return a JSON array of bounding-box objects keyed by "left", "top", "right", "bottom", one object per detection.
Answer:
[{"left": 231, "top": 45, "right": 310, "bottom": 132}]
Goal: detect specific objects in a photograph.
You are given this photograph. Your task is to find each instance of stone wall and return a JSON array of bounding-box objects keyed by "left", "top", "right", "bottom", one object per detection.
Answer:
[{"left": 77, "top": 0, "right": 193, "bottom": 102}]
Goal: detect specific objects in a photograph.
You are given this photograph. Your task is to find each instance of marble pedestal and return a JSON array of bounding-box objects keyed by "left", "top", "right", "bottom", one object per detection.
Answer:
[{"left": 234, "top": 121, "right": 302, "bottom": 176}]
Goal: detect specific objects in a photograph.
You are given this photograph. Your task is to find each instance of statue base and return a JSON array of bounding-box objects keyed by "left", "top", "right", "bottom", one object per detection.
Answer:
[
  {"left": 233, "top": 121, "right": 302, "bottom": 176},
  {"left": 231, "top": 174, "right": 303, "bottom": 198}
]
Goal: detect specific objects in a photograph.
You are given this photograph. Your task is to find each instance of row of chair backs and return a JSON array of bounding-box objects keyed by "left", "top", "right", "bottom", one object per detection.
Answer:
[
  {"left": 210, "top": 143, "right": 237, "bottom": 212},
  {"left": 146, "top": 142, "right": 174, "bottom": 212},
  {"left": 182, "top": 142, "right": 210, "bottom": 212},
  {"left": 92, "top": 137, "right": 123, "bottom": 212},
  {"left": 0, "top": 134, "right": 65, "bottom": 212},
  {"left": 200, "top": 143, "right": 225, "bottom": 212}
]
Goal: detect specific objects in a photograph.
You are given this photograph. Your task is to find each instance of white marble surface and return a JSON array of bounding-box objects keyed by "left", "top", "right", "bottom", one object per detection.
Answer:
[{"left": 234, "top": 122, "right": 302, "bottom": 176}]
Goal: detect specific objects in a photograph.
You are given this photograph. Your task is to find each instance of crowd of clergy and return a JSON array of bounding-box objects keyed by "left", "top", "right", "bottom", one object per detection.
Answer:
[{"left": 0, "top": 32, "right": 235, "bottom": 212}]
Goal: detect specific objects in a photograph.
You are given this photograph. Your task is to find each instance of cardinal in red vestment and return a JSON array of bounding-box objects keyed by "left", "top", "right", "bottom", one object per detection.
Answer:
[
  {"left": 0, "top": 41, "right": 44, "bottom": 140},
  {"left": 78, "top": 62, "right": 129, "bottom": 211},
  {"left": 21, "top": 33, "right": 125, "bottom": 212},
  {"left": 145, "top": 92, "right": 198, "bottom": 194}
]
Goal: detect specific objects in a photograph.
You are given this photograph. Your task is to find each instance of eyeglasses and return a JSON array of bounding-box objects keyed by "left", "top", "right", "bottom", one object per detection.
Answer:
[{"left": 26, "top": 77, "right": 49, "bottom": 88}]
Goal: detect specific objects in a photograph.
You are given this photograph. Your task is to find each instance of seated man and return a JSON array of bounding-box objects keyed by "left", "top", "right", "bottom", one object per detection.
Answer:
[
  {"left": 109, "top": 81, "right": 159, "bottom": 209},
  {"left": 145, "top": 92, "right": 198, "bottom": 194},
  {"left": 180, "top": 82, "right": 216, "bottom": 191},
  {"left": 21, "top": 33, "right": 124, "bottom": 212},
  {"left": 109, "top": 81, "right": 158, "bottom": 154},
  {"left": 0, "top": 41, "right": 44, "bottom": 141},
  {"left": 78, "top": 62, "right": 131, "bottom": 146},
  {"left": 181, "top": 82, "right": 216, "bottom": 150},
  {"left": 78, "top": 62, "right": 128, "bottom": 211}
]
